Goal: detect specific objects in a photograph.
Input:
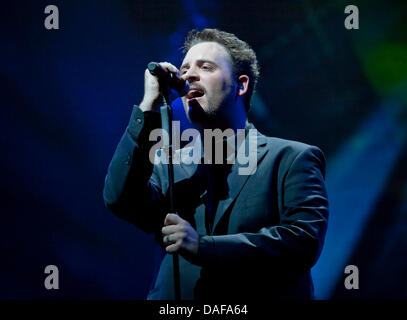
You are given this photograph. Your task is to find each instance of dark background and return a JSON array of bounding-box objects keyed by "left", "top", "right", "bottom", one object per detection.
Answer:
[{"left": 1, "top": 0, "right": 406, "bottom": 299}]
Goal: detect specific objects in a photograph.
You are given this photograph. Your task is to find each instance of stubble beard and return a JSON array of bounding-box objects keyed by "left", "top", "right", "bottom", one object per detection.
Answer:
[
  {"left": 186, "top": 98, "right": 219, "bottom": 130},
  {"left": 188, "top": 92, "right": 236, "bottom": 132}
]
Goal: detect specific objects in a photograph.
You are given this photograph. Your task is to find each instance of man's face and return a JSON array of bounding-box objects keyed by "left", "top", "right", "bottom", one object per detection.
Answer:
[{"left": 180, "top": 42, "right": 236, "bottom": 127}]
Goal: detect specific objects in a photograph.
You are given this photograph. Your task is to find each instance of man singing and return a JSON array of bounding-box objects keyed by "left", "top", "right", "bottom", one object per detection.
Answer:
[{"left": 103, "top": 28, "right": 328, "bottom": 300}]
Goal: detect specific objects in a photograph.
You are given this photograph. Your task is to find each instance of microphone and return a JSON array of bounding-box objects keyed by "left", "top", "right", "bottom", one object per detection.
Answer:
[{"left": 147, "top": 62, "right": 189, "bottom": 97}]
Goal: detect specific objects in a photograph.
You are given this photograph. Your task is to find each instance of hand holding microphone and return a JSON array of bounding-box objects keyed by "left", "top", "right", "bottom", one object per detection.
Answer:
[{"left": 140, "top": 62, "right": 189, "bottom": 112}]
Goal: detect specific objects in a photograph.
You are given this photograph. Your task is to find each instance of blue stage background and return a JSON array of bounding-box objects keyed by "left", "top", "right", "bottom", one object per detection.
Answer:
[{"left": 1, "top": 0, "right": 406, "bottom": 299}]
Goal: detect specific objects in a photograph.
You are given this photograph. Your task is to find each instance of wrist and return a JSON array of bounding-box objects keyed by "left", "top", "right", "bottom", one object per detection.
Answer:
[
  {"left": 139, "top": 99, "right": 153, "bottom": 112},
  {"left": 140, "top": 95, "right": 162, "bottom": 112}
]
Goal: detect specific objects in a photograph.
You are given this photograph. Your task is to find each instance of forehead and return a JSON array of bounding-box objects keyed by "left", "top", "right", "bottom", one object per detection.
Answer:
[{"left": 182, "top": 41, "right": 232, "bottom": 67}]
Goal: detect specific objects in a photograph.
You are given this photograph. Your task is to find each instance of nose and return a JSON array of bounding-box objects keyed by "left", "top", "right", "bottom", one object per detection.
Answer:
[{"left": 182, "top": 66, "right": 200, "bottom": 82}]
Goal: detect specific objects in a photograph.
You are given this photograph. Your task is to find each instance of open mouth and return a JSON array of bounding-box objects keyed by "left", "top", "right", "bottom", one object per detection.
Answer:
[{"left": 186, "top": 88, "right": 205, "bottom": 101}]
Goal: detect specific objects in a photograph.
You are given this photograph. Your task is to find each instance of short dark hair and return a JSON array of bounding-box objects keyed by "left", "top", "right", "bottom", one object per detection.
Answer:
[{"left": 182, "top": 28, "right": 260, "bottom": 112}]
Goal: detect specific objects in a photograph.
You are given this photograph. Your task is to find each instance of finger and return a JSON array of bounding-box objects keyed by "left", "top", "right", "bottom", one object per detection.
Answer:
[
  {"left": 162, "top": 224, "right": 182, "bottom": 235},
  {"left": 144, "top": 69, "right": 161, "bottom": 92},
  {"left": 166, "top": 238, "right": 183, "bottom": 253},
  {"left": 164, "top": 213, "right": 182, "bottom": 226},
  {"left": 163, "top": 231, "right": 186, "bottom": 244},
  {"left": 163, "top": 234, "right": 176, "bottom": 245},
  {"left": 159, "top": 62, "right": 179, "bottom": 74}
]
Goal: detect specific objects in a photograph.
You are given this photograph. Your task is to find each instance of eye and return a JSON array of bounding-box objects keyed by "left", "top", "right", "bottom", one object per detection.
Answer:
[{"left": 201, "top": 63, "right": 214, "bottom": 71}]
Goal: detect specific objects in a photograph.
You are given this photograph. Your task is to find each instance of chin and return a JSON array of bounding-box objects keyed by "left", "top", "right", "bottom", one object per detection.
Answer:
[{"left": 185, "top": 99, "right": 220, "bottom": 128}]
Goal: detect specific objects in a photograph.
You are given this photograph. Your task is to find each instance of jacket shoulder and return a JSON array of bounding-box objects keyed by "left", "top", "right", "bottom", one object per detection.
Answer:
[
  {"left": 266, "top": 136, "right": 319, "bottom": 153},
  {"left": 260, "top": 134, "right": 326, "bottom": 170}
]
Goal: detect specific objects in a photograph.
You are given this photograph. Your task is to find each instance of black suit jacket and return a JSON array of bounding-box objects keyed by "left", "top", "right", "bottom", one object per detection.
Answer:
[{"left": 103, "top": 106, "right": 329, "bottom": 300}]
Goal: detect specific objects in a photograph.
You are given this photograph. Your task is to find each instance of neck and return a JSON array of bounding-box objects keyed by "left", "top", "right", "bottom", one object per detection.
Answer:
[
  {"left": 196, "top": 119, "right": 248, "bottom": 167},
  {"left": 196, "top": 106, "right": 247, "bottom": 135}
]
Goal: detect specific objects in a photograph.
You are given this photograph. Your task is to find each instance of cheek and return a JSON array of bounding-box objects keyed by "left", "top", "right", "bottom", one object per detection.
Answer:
[
  {"left": 216, "top": 81, "right": 234, "bottom": 103},
  {"left": 209, "top": 80, "right": 229, "bottom": 99},
  {"left": 203, "top": 74, "right": 233, "bottom": 104}
]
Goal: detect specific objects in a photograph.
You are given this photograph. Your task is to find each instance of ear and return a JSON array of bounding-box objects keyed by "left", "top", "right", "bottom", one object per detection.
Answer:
[{"left": 236, "top": 75, "right": 249, "bottom": 96}]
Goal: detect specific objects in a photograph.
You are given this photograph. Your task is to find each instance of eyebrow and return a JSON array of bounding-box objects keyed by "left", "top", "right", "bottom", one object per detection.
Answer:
[{"left": 180, "top": 59, "right": 218, "bottom": 71}]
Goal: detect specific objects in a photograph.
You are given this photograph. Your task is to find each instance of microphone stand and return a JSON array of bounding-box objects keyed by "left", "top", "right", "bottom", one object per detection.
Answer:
[{"left": 160, "top": 86, "right": 181, "bottom": 301}]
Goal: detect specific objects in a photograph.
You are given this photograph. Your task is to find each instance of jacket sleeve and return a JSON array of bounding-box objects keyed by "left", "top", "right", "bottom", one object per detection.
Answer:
[
  {"left": 103, "top": 105, "right": 167, "bottom": 234},
  {"left": 196, "top": 146, "right": 329, "bottom": 270}
]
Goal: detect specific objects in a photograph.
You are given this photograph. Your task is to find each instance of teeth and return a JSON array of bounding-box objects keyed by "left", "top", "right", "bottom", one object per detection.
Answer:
[{"left": 187, "top": 89, "right": 204, "bottom": 98}]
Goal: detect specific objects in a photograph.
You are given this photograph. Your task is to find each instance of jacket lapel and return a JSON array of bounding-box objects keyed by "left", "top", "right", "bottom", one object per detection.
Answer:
[{"left": 212, "top": 128, "right": 269, "bottom": 233}]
